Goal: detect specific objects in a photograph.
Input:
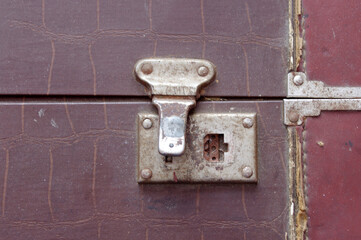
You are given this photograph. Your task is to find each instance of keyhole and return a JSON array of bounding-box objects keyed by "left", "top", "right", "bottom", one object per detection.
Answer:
[{"left": 203, "top": 134, "right": 228, "bottom": 162}]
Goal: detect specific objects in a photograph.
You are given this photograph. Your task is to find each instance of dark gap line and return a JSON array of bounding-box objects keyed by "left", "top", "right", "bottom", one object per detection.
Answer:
[{"left": 0, "top": 95, "right": 286, "bottom": 102}]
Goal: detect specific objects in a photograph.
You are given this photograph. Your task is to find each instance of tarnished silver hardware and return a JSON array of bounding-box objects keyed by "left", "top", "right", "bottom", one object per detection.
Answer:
[
  {"left": 288, "top": 72, "right": 361, "bottom": 98},
  {"left": 134, "top": 58, "right": 216, "bottom": 156},
  {"left": 284, "top": 99, "right": 361, "bottom": 125},
  {"left": 137, "top": 113, "right": 257, "bottom": 183}
]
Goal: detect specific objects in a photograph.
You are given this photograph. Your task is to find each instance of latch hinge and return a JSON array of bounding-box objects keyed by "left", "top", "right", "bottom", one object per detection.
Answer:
[
  {"left": 285, "top": 72, "right": 361, "bottom": 125},
  {"left": 134, "top": 58, "right": 216, "bottom": 156}
]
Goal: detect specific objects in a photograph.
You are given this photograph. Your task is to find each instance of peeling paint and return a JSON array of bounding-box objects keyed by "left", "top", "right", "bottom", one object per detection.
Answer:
[
  {"left": 288, "top": 127, "right": 307, "bottom": 240},
  {"left": 293, "top": 0, "right": 303, "bottom": 70}
]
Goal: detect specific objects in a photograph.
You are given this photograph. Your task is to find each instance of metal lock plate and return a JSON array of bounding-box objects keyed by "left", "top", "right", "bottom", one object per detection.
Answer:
[{"left": 137, "top": 113, "right": 257, "bottom": 183}]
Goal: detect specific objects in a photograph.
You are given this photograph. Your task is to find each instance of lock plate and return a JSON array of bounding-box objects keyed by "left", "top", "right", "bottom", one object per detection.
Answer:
[{"left": 137, "top": 113, "right": 257, "bottom": 183}]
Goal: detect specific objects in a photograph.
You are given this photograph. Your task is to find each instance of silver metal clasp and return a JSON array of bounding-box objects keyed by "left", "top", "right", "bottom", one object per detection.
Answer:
[{"left": 134, "top": 58, "right": 216, "bottom": 156}]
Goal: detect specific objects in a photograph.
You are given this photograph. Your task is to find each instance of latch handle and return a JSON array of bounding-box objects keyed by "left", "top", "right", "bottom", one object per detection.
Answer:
[{"left": 134, "top": 58, "right": 216, "bottom": 156}]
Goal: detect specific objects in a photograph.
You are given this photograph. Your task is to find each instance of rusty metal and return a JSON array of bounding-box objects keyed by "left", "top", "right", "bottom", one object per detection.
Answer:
[
  {"left": 134, "top": 58, "right": 216, "bottom": 156},
  {"left": 137, "top": 112, "right": 257, "bottom": 183},
  {"left": 284, "top": 99, "right": 361, "bottom": 125},
  {"left": 203, "top": 134, "right": 226, "bottom": 162},
  {"left": 141, "top": 63, "right": 153, "bottom": 75},
  {"left": 288, "top": 72, "right": 361, "bottom": 98}
]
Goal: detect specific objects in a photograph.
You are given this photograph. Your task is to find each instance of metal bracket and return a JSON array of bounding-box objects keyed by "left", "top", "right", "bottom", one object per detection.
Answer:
[
  {"left": 284, "top": 99, "right": 361, "bottom": 125},
  {"left": 288, "top": 72, "right": 361, "bottom": 98},
  {"left": 134, "top": 58, "right": 216, "bottom": 156},
  {"left": 137, "top": 113, "right": 257, "bottom": 183}
]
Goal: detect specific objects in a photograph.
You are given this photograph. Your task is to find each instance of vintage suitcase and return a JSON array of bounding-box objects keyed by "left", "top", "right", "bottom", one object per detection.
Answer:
[{"left": 0, "top": 0, "right": 359, "bottom": 239}]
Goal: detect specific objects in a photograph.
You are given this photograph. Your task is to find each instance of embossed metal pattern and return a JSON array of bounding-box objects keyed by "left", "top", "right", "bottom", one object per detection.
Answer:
[{"left": 138, "top": 113, "right": 257, "bottom": 183}]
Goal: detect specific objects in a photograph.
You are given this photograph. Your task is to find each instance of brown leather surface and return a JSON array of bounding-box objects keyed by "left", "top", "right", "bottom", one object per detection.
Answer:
[
  {"left": 305, "top": 112, "right": 361, "bottom": 239},
  {"left": 0, "top": 100, "right": 288, "bottom": 239},
  {"left": 0, "top": 0, "right": 288, "bottom": 97},
  {"left": 301, "top": 1, "right": 361, "bottom": 238},
  {"left": 303, "top": 0, "right": 361, "bottom": 86}
]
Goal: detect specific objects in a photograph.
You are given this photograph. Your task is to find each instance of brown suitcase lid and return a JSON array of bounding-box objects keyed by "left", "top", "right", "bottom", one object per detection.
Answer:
[{"left": 0, "top": 0, "right": 289, "bottom": 97}]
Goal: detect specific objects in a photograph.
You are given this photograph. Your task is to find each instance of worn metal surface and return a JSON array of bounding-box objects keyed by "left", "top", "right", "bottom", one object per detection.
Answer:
[
  {"left": 134, "top": 58, "right": 216, "bottom": 156},
  {"left": 0, "top": 0, "right": 289, "bottom": 97},
  {"left": 137, "top": 112, "right": 257, "bottom": 183},
  {"left": 284, "top": 99, "right": 361, "bottom": 125},
  {"left": 0, "top": 100, "right": 288, "bottom": 238},
  {"left": 134, "top": 58, "right": 216, "bottom": 97},
  {"left": 288, "top": 72, "right": 361, "bottom": 98},
  {"left": 153, "top": 96, "right": 196, "bottom": 156},
  {"left": 304, "top": 112, "right": 361, "bottom": 239}
]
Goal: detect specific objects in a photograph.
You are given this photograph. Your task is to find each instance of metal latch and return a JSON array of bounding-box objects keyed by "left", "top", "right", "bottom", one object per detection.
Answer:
[{"left": 134, "top": 58, "right": 216, "bottom": 156}]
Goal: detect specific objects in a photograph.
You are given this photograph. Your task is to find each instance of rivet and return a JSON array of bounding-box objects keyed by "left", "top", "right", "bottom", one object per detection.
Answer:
[
  {"left": 241, "top": 166, "right": 253, "bottom": 178},
  {"left": 141, "top": 63, "right": 153, "bottom": 75},
  {"left": 242, "top": 117, "right": 254, "bottom": 128},
  {"left": 288, "top": 111, "right": 300, "bottom": 123},
  {"left": 169, "top": 143, "right": 174, "bottom": 148},
  {"left": 142, "top": 118, "right": 153, "bottom": 129},
  {"left": 197, "top": 66, "right": 209, "bottom": 77},
  {"left": 293, "top": 74, "right": 304, "bottom": 86},
  {"left": 141, "top": 168, "right": 152, "bottom": 179}
]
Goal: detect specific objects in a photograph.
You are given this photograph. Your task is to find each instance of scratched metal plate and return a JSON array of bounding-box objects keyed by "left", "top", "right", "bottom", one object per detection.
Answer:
[{"left": 137, "top": 113, "right": 257, "bottom": 183}]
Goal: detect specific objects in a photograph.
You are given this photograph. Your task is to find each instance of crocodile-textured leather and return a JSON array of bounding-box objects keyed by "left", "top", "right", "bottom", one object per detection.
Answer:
[
  {"left": 0, "top": 100, "right": 288, "bottom": 239},
  {"left": 0, "top": 0, "right": 288, "bottom": 97}
]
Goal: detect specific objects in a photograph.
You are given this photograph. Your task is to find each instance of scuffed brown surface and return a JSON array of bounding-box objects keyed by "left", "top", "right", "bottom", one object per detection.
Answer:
[
  {"left": 303, "top": 0, "right": 361, "bottom": 86},
  {"left": 305, "top": 112, "right": 361, "bottom": 239},
  {"left": 0, "top": 0, "right": 288, "bottom": 97},
  {"left": 0, "top": 100, "right": 288, "bottom": 239}
]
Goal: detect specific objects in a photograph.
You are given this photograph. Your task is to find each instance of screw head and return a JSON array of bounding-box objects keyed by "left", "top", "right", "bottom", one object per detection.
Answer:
[
  {"left": 141, "top": 168, "right": 152, "bottom": 179},
  {"left": 241, "top": 166, "right": 253, "bottom": 178},
  {"left": 169, "top": 143, "right": 174, "bottom": 148},
  {"left": 242, "top": 117, "right": 254, "bottom": 128},
  {"left": 142, "top": 118, "right": 153, "bottom": 129},
  {"left": 141, "top": 63, "right": 153, "bottom": 75},
  {"left": 293, "top": 75, "right": 304, "bottom": 86},
  {"left": 197, "top": 66, "right": 209, "bottom": 77},
  {"left": 288, "top": 111, "right": 300, "bottom": 123}
]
